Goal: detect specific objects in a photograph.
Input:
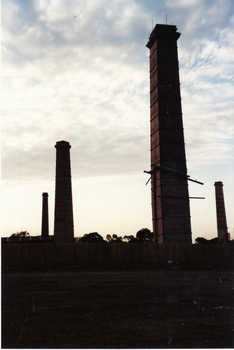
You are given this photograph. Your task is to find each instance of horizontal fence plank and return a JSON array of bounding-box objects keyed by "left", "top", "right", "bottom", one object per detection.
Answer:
[{"left": 1, "top": 243, "right": 233, "bottom": 268}]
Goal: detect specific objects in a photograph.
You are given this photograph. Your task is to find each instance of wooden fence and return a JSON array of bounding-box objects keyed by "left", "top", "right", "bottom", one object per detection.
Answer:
[{"left": 2, "top": 243, "right": 234, "bottom": 269}]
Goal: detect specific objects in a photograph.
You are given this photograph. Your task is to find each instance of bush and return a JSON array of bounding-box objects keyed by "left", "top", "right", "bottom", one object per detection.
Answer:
[{"left": 79, "top": 232, "right": 105, "bottom": 243}]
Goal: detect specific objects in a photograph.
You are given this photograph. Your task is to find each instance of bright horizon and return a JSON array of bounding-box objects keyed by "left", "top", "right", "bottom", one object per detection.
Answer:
[{"left": 1, "top": 0, "right": 234, "bottom": 242}]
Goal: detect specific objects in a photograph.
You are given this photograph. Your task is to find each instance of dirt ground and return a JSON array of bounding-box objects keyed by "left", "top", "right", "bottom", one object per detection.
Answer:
[{"left": 2, "top": 266, "right": 234, "bottom": 349}]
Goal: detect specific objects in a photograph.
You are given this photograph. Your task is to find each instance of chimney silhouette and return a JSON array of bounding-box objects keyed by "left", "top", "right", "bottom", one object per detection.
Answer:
[
  {"left": 146, "top": 24, "right": 191, "bottom": 244},
  {"left": 41, "top": 192, "right": 49, "bottom": 237},
  {"left": 214, "top": 181, "right": 228, "bottom": 242},
  {"left": 54, "top": 141, "right": 74, "bottom": 243}
]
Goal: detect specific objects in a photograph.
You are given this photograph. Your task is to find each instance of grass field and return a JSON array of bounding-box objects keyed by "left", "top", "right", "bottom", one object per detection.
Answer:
[{"left": 2, "top": 266, "right": 234, "bottom": 348}]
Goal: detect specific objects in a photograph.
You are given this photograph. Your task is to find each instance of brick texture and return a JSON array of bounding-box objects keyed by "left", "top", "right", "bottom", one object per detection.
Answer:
[
  {"left": 41, "top": 192, "right": 49, "bottom": 237},
  {"left": 214, "top": 182, "right": 228, "bottom": 242},
  {"left": 146, "top": 24, "right": 192, "bottom": 244},
  {"left": 54, "top": 141, "right": 74, "bottom": 243}
]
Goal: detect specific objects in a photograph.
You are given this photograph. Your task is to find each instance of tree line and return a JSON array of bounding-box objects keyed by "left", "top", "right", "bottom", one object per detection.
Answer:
[
  {"left": 7, "top": 228, "right": 154, "bottom": 243},
  {"left": 78, "top": 228, "right": 153, "bottom": 243},
  {"left": 7, "top": 230, "right": 234, "bottom": 244}
]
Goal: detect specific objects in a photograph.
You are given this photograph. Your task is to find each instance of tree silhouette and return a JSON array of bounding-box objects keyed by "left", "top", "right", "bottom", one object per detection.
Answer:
[
  {"left": 123, "top": 235, "right": 139, "bottom": 243},
  {"left": 106, "top": 234, "right": 112, "bottom": 242},
  {"left": 79, "top": 230, "right": 153, "bottom": 244},
  {"left": 106, "top": 234, "right": 123, "bottom": 243},
  {"left": 122, "top": 229, "right": 153, "bottom": 243},
  {"left": 79, "top": 232, "right": 105, "bottom": 243},
  {"left": 10, "top": 231, "right": 30, "bottom": 239},
  {"left": 195, "top": 237, "right": 220, "bottom": 244},
  {"left": 136, "top": 228, "right": 153, "bottom": 243}
]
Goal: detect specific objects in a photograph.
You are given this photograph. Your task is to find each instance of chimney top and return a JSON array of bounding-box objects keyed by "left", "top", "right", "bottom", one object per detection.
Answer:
[
  {"left": 146, "top": 23, "right": 180, "bottom": 49},
  {"left": 55, "top": 140, "right": 71, "bottom": 149},
  {"left": 214, "top": 181, "right": 223, "bottom": 186}
]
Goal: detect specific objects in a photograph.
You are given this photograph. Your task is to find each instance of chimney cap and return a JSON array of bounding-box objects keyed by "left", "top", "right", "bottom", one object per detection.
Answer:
[
  {"left": 55, "top": 140, "right": 71, "bottom": 149},
  {"left": 146, "top": 23, "right": 180, "bottom": 49},
  {"left": 214, "top": 181, "right": 223, "bottom": 186}
]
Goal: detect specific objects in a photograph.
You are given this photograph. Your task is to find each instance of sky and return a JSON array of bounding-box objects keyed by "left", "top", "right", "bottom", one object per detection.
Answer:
[{"left": 1, "top": 0, "right": 234, "bottom": 242}]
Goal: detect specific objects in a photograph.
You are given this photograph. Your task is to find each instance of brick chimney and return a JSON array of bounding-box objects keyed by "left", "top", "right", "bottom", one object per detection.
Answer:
[
  {"left": 146, "top": 24, "right": 191, "bottom": 244},
  {"left": 54, "top": 141, "right": 74, "bottom": 243},
  {"left": 41, "top": 192, "right": 49, "bottom": 237},
  {"left": 214, "top": 181, "right": 228, "bottom": 242}
]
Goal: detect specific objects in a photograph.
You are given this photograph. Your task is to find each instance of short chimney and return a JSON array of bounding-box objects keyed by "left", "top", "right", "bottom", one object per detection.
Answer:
[
  {"left": 41, "top": 192, "right": 49, "bottom": 237},
  {"left": 214, "top": 181, "right": 228, "bottom": 242}
]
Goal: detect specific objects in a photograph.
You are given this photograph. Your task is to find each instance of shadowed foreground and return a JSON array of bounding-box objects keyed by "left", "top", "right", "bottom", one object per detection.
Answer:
[{"left": 2, "top": 267, "right": 234, "bottom": 348}]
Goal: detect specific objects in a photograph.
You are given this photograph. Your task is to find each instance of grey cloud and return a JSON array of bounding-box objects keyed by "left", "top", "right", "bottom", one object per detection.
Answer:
[
  {"left": 2, "top": 0, "right": 233, "bottom": 188},
  {"left": 2, "top": 128, "right": 149, "bottom": 184},
  {"left": 2, "top": 0, "right": 150, "bottom": 65},
  {"left": 166, "top": 0, "right": 233, "bottom": 41}
]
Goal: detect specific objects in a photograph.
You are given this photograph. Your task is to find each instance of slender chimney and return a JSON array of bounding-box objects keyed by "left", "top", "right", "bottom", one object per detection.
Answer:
[
  {"left": 214, "top": 181, "right": 228, "bottom": 242},
  {"left": 146, "top": 24, "right": 192, "bottom": 244},
  {"left": 54, "top": 141, "right": 74, "bottom": 243},
  {"left": 41, "top": 192, "right": 49, "bottom": 237}
]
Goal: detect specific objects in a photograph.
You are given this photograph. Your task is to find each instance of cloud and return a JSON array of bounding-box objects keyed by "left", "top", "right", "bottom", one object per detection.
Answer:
[
  {"left": 166, "top": 0, "right": 233, "bottom": 38},
  {"left": 1, "top": 0, "right": 234, "bottom": 189},
  {"left": 1, "top": 0, "right": 152, "bottom": 185},
  {"left": 172, "top": 1, "right": 234, "bottom": 170}
]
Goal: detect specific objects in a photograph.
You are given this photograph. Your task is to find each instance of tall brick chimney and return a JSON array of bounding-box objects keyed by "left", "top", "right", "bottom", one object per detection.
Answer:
[
  {"left": 214, "top": 181, "right": 228, "bottom": 242},
  {"left": 54, "top": 141, "right": 74, "bottom": 243},
  {"left": 146, "top": 24, "right": 192, "bottom": 244},
  {"left": 41, "top": 192, "right": 49, "bottom": 237}
]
